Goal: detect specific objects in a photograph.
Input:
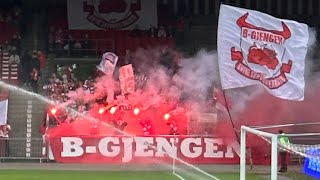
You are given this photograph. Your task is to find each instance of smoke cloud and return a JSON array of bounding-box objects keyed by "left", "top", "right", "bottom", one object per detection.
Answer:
[
  {"left": 62, "top": 46, "right": 221, "bottom": 135},
  {"left": 64, "top": 27, "right": 318, "bottom": 139}
]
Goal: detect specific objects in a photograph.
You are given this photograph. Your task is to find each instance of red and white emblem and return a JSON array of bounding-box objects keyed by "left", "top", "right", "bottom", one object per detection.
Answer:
[
  {"left": 230, "top": 13, "right": 293, "bottom": 89},
  {"left": 83, "top": 0, "right": 141, "bottom": 29}
]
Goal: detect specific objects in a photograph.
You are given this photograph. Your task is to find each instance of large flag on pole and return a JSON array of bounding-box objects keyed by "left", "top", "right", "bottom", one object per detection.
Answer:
[{"left": 218, "top": 5, "right": 309, "bottom": 101}]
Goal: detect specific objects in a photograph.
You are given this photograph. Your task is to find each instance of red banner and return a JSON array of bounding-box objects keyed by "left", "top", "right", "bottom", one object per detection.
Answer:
[{"left": 48, "top": 136, "right": 240, "bottom": 164}]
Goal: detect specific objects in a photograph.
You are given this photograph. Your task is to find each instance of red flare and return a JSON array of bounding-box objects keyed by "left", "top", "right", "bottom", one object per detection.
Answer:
[
  {"left": 164, "top": 113, "right": 170, "bottom": 121},
  {"left": 50, "top": 108, "right": 57, "bottom": 115},
  {"left": 110, "top": 107, "right": 117, "bottom": 114},
  {"left": 98, "top": 108, "right": 105, "bottom": 114},
  {"left": 133, "top": 108, "right": 140, "bottom": 115}
]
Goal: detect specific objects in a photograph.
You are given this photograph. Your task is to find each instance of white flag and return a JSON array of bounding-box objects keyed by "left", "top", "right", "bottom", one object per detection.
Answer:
[
  {"left": 0, "top": 99, "right": 8, "bottom": 125},
  {"left": 97, "top": 52, "right": 118, "bottom": 76},
  {"left": 218, "top": 5, "right": 308, "bottom": 101},
  {"left": 119, "top": 64, "right": 135, "bottom": 95}
]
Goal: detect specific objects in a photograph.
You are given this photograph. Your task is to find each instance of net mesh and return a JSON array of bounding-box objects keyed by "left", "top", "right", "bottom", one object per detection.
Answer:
[{"left": 241, "top": 124, "right": 320, "bottom": 180}]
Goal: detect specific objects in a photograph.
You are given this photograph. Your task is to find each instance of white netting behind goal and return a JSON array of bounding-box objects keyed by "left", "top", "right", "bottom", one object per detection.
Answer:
[{"left": 241, "top": 123, "right": 320, "bottom": 180}]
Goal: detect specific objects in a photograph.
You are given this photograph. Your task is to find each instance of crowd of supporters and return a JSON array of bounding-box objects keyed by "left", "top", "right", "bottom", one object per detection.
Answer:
[
  {"left": 40, "top": 47, "right": 186, "bottom": 135},
  {"left": 48, "top": 23, "right": 178, "bottom": 58},
  {"left": 0, "top": 3, "right": 22, "bottom": 46},
  {"left": 0, "top": 5, "right": 22, "bottom": 26},
  {"left": 39, "top": 45, "right": 227, "bottom": 137},
  {"left": 40, "top": 68, "right": 129, "bottom": 134},
  {"left": 0, "top": 0, "right": 188, "bottom": 138},
  {"left": 0, "top": 45, "right": 46, "bottom": 93},
  {"left": 0, "top": 4, "right": 47, "bottom": 94},
  {"left": 42, "top": 69, "right": 84, "bottom": 103},
  {"left": 48, "top": 27, "right": 94, "bottom": 57},
  {"left": 130, "top": 24, "right": 176, "bottom": 38},
  {"left": 0, "top": 4, "right": 22, "bottom": 147}
]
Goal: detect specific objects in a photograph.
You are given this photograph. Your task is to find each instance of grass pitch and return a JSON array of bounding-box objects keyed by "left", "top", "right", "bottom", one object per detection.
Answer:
[
  {"left": 0, "top": 170, "right": 315, "bottom": 180},
  {"left": 0, "top": 170, "right": 263, "bottom": 180}
]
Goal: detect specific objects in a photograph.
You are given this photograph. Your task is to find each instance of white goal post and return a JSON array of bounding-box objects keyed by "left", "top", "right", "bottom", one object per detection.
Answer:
[{"left": 240, "top": 125, "right": 278, "bottom": 180}]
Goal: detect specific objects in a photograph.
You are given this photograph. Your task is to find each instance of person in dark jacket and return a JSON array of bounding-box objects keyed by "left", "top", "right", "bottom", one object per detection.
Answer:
[
  {"left": 30, "top": 68, "right": 39, "bottom": 93},
  {"left": 30, "top": 50, "right": 40, "bottom": 71},
  {"left": 20, "top": 50, "right": 32, "bottom": 85}
]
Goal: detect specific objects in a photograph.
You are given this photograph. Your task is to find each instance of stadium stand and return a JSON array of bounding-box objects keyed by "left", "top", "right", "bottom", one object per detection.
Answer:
[
  {"left": 49, "top": 29, "right": 176, "bottom": 57},
  {"left": 0, "top": 50, "right": 10, "bottom": 81},
  {"left": 1, "top": 52, "right": 20, "bottom": 86},
  {"left": 1, "top": 1, "right": 318, "bottom": 171},
  {"left": 47, "top": 5, "right": 176, "bottom": 57}
]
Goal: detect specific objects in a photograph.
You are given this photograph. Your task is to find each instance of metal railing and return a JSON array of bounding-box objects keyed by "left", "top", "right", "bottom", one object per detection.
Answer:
[
  {"left": 50, "top": 38, "right": 115, "bottom": 58},
  {"left": 0, "top": 137, "right": 47, "bottom": 163}
]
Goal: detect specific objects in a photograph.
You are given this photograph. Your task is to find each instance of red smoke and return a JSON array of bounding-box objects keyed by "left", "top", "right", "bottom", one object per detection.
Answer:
[{"left": 235, "top": 79, "right": 320, "bottom": 134}]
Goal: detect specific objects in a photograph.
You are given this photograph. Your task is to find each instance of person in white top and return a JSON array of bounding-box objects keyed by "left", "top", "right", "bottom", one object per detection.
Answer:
[{"left": 9, "top": 51, "right": 20, "bottom": 64}]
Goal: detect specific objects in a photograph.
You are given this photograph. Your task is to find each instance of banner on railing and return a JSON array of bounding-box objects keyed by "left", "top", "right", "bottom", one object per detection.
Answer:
[
  {"left": 67, "top": 0, "right": 158, "bottom": 30},
  {"left": 48, "top": 136, "right": 240, "bottom": 163},
  {"left": 0, "top": 89, "right": 8, "bottom": 126},
  {"left": 119, "top": 64, "right": 135, "bottom": 95}
]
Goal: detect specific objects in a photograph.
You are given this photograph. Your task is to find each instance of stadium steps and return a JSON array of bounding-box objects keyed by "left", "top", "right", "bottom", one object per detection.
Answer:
[{"left": 7, "top": 91, "right": 46, "bottom": 159}]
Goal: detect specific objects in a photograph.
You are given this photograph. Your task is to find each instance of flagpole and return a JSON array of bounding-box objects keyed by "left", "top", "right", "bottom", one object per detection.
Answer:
[
  {"left": 218, "top": 3, "right": 240, "bottom": 143},
  {"left": 222, "top": 90, "right": 240, "bottom": 143}
]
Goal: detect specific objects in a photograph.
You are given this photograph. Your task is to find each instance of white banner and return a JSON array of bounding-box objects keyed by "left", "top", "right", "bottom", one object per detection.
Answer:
[
  {"left": 119, "top": 64, "right": 135, "bottom": 94},
  {"left": 67, "top": 0, "right": 158, "bottom": 30},
  {"left": 0, "top": 99, "right": 8, "bottom": 125},
  {"left": 218, "top": 5, "right": 309, "bottom": 101},
  {"left": 48, "top": 136, "right": 240, "bottom": 163},
  {"left": 97, "top": 52, "right": 118, "bottom": 76}
]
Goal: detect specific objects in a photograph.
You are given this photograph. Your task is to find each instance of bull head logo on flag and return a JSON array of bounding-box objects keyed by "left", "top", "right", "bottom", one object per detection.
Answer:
[
  {"left": 218, "top": 5, "right": 309, "bottom": 101},
  {"left": 230, "top": 12, "right": 293, "bottom": 89}
]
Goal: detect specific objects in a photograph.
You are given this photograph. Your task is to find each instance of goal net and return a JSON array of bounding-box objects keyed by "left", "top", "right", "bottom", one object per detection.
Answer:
[
  {"left": 241, "top": 124, "right": 320, "bottom": 180},
  {"left": 240, "top": 126, "right": 278, "bottom": 180}
]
